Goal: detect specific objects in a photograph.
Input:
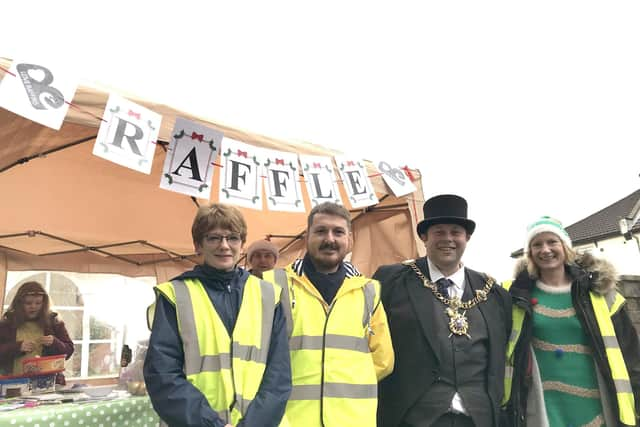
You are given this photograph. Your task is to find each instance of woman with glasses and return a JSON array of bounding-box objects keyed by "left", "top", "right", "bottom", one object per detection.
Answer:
[
  {"left": 144, "top": 203, "right": 291, "bottom": 427},
  {"left": 0, "top": 281, "right": 74, "bottom": 384},
  {"left": 503, "top": 217, "right": 640, "bottom": 427}
]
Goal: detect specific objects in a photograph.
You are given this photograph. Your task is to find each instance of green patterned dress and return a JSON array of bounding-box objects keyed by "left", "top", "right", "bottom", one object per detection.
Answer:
[{"left": 531, "top": 281, "right": 604, "bottom": 427}]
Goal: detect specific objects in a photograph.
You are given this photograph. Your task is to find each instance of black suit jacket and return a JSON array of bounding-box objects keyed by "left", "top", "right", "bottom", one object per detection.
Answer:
[{"left": 373, "top": 258, "right": 512, "bottom": 427}]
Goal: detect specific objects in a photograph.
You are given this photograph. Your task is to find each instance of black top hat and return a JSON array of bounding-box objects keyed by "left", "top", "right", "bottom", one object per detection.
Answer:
[{"left": 416, "top": 194, "right": 476, "bottom": 236}]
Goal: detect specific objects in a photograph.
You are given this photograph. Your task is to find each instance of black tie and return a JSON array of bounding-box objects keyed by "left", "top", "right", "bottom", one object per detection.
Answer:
[{"left": 435, "top": 278, "right": 454, "bottom": 297}]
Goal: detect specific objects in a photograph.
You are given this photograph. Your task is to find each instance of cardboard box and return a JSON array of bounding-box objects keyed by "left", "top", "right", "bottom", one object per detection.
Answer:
[
  {"left": 0, "top": 376, "right": 31, "bottom": 397},
  {"left": 22, "top": 355, "right": 65, "bottom": 375},
  {"left": 30, "top": 373, "right": 57, "bottom": 394}
]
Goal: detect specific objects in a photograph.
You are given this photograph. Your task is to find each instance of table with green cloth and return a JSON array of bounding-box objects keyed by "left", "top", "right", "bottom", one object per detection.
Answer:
[{"left": 0, "top": 395, "right": 160, "bottom": 427}]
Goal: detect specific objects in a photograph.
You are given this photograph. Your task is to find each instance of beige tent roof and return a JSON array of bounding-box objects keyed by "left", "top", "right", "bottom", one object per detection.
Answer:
[{"left": 0, "top": 58, "right": 425, "bottom": 304}]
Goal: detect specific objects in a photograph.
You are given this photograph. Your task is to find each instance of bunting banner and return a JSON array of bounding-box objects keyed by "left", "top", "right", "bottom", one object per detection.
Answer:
[
  {"left": 92, "top": 94, "right": 162, "bottom": 174},
  {"left": 335, "top": 156, "right": 378, "bottom": 208},
  {"left": 159, "top": 117, "right": 223, "bottom": 199},
  {"left": 262, "top": 148, "right": 306, "bottom": 212},
  {"left": 0, "top": 60, "right": 77, "bottom": 130},
  {"left": 376, "top": 160, "right": 417, "bottom": 197},
  {"left": 0, "top": 61, "right": 420, "bottom": 212},
  {"left": 219, "top": 138, "right": 263, "bottom": 209},
  {"left": 299, "top": 154, "right": 343, "bottom": 207}
]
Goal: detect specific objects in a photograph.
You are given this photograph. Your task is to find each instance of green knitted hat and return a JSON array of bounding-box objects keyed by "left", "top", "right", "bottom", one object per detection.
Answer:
[{"left": 524, "top": 216, "right": 572, "bottom": 253}]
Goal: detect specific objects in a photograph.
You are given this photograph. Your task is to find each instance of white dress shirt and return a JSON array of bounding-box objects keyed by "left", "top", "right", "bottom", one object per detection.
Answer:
[{"left": 426, "top": 257, "right": 469, "bottom": 415}]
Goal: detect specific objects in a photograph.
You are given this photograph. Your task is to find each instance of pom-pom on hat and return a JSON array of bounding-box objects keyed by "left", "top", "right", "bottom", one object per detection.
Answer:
[
  {"left": 246, "top": 239, "right": 279, "bottom": 262},
  {"left": 524, "top": 216, "right": 572, "bottom": 253}
]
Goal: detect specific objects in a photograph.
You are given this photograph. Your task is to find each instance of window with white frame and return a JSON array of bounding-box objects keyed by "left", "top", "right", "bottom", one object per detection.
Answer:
[{"left": 3, "top": 271, "right": 156, "bottom": 379}]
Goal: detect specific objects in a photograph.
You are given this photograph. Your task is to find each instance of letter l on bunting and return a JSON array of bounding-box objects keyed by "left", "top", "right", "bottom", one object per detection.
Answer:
[{"left": 299, "top": 154, "right": 342, "bottom": 207}]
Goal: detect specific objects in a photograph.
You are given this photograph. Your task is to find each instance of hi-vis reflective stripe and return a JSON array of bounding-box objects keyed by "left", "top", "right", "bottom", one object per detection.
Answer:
[
  {"left": 173, "top": 279, "right": 203, "bottom": 376},
  {"left": 289, "top": 383, "right": 377, "bottom": 400},
  {"left": 362, "top": 281, "right": 376, "bottom": 330},
  {"left": 502, "top": 300, "right": 525, "bottom": 405},
  {"left": 289, "top": 335, "right": 369, "bottom": 353},
  {"left": 172, "top": 279, "right": 276, "bottom": 375},
  {"left": 275, "top": 268, "right": 293, "bottom": 337},
  {"left": 590, "top": 291, "right": 636, "bottom": 425},
  {"left": 234, "top": 394, "right": 253, "bottom": 420},
  {"left": 501, "top": 279, "right": 520, "bottom": 407}
]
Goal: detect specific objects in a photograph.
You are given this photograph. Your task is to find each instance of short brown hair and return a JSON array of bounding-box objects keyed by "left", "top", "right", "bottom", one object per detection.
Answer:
[
  {"left": 192, "top": 203, "right": 248, "bottom": 247},
  {"left": 307, "top": 202, "right": 352, "bottom": 231}
]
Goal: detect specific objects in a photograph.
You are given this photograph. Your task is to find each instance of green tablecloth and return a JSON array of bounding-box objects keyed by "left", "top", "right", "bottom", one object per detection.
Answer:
[{"left": 0, "top": 395, "right": 160, "bottom": 427}]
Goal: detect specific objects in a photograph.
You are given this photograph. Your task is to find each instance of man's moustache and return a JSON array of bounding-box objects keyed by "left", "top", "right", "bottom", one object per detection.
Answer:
[{"left": 319, "top": 243, "right": 339, "bottom": 250}]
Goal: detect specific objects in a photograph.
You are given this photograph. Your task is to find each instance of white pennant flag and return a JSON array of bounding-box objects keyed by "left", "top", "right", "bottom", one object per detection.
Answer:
[
  {"left": 335, "top": 156, "right": 378, "bottom": 208},
  {"left": 92, "top": 94, "right": 161, "bottom": 174},
  {"left": 375, "top": 160, "right": 417, "bottom": 197},
  {"left": 219, "top": 138, "right": 263, "bottom": 210},
  {"left": 299, "top": 154, "right": 342, "bottom": 207},
  {"left": 262, "top": 148, "right": 306, "bottom": 212},
  {"left": 0, "top": 60, "right": 77, "bottom": 130},
  {"left": 159, "top": 117, "right": 223, "bottom": 199}
]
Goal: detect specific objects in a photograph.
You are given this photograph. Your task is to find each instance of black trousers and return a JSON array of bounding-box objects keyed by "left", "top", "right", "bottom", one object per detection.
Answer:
[{"left": 401, "top": 413, "right": 475, "bottom": 427}]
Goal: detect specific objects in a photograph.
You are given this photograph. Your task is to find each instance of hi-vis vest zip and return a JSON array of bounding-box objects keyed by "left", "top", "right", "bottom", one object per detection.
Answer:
[
  {"left": 153, "top": 276, "right": 286, "bottom": 426},
  {"left": 502, "top": 280, "right": 636, "bottom": 426},
  {"left": 264, "top": 264, "right": 379, "bottom": 427}
]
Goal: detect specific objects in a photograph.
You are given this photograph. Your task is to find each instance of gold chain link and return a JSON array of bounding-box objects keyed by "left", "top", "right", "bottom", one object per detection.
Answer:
[{"left": 406, "top": 261, "right": 494, "bottom": 309}]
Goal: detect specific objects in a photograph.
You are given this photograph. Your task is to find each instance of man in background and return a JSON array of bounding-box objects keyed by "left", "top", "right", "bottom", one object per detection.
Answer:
[{"left": 246, "top": 239, "right": 279, "bottom": 279}]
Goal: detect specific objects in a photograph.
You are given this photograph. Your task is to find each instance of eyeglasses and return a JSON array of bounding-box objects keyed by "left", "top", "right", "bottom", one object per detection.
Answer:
[{"left": 204, "top": 233, "right": 242, "bottom": 246}]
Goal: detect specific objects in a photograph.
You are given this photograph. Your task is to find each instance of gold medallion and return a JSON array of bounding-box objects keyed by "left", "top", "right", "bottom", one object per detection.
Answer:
[
  {"left": 447, "top": 310, "right": 470, "bottom": 338},
  {"left": 405, "top": 261, "right": 495, "bottom": 340}
]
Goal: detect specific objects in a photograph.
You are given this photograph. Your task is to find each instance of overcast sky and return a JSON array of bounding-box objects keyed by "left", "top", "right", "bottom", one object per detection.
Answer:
[{"left": 3, "top": 1, "right": 640, "bottom": 279}]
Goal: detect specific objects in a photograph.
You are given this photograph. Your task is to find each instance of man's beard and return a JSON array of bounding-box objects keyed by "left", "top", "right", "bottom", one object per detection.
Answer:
[{"left": 311, "top": 242, "right": 342, "bottom": 270}]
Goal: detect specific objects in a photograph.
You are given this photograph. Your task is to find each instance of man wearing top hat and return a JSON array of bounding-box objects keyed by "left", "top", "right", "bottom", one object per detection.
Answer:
[{"left": 373, "top": 194, "right": 512, "bottom": 427}]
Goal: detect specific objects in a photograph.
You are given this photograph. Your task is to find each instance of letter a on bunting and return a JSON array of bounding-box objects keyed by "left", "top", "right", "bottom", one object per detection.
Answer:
[{"left": 159, "top": 117, "right": 223, "bottom": 199}]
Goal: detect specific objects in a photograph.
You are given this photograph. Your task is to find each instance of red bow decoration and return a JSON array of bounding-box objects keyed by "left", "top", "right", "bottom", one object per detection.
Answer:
[
  {"left": 190, "top": 132, "right": 204, "bottom": 142},
  {"left": 237, "top": 150, "right": 248, "bottom": 158},
  {"left": 402, "top": 165, "right": 415, "bottom": 182},
  {"left": 128, "top": 110, "right": 141, "bottom": 120},
  {"left": 313, "top": 162, "right": 321, "bottom": 168},
  {"left": 275, "top": 158, "right": 285, "bottom": 166},
  {"left": 346, "top": 161, "right": 355, "bottom": 166}
]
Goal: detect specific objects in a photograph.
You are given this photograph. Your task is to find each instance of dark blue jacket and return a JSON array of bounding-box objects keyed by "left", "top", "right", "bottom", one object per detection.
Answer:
[{"left": 144, "top": 265, "right": 291, "bottom": 427}]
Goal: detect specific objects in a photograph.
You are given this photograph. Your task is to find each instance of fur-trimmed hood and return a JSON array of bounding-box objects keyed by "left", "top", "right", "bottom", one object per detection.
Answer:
[{"left": 513, "top": 252, "right": 618, "bottom": 295}]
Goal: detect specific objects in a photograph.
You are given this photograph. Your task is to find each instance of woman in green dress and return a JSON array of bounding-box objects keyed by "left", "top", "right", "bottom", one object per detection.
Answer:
[{"left": 504, "top": 217, "right": 640, "bottom": 427}]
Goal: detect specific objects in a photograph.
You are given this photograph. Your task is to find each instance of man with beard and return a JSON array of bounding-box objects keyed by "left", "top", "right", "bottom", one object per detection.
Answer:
[
  {"left": 374, "top": 194, "right": 511, "bottom": 427},
  {"left": 263, "top": 202, "right": 394, "bottom": 427}
]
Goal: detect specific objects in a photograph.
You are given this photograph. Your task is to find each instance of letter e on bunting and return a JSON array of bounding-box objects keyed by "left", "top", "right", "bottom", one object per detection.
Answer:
[
  {"left": 375, "top": 160, "right": 417, "bottom": 197},
  {"left": 335, "top": 156, "right": 378, "bottom": 208},
  {"left": 92, "top": 94, "right": 161, "bottom": 174},
  {"left": 159, "top": 117, "right": 222, "bottom": 199},
  {"left": 299, "top": 155, "right": 342, "bottom": 206},
  {"left": 262, "top": 147, "right": 305, "bottom": 212},
  {"left": 0, "top": 59, "right": 78, "bottom": 130},
  {"left": 219, "top": 138, "right": 263, "bottom": 209}
]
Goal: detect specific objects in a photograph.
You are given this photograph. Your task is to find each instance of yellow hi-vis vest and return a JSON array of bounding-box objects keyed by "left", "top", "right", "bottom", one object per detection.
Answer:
[
  {"left": 502, "top": 280, "right": 637, "bottom": 425},
  {"left": 154, "top": 276, "right": 282, "bottom": 426},
  {"left": 264, "top": 266, "right": 379, "bottom": 427}
]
